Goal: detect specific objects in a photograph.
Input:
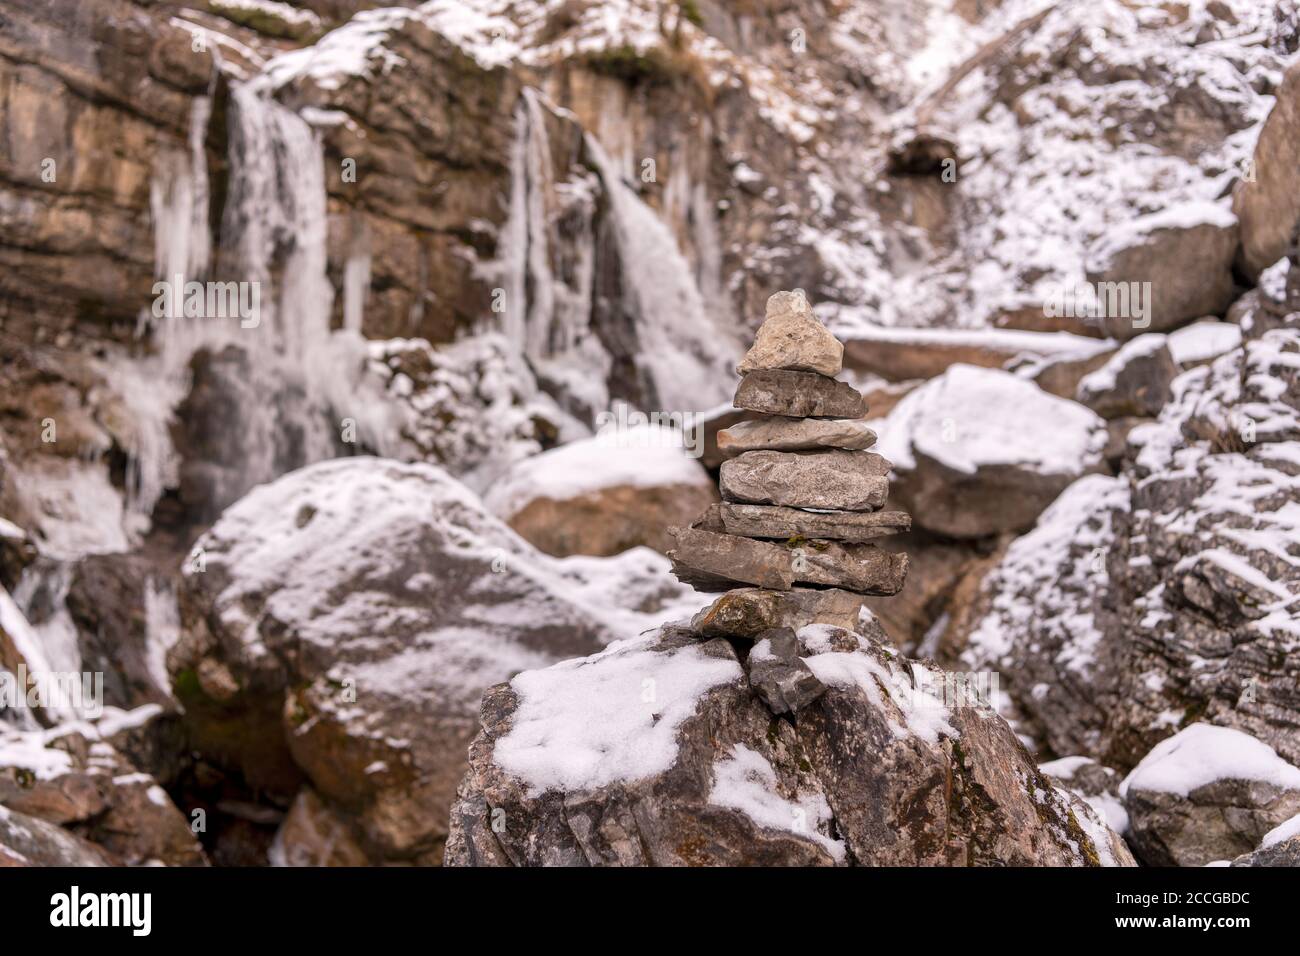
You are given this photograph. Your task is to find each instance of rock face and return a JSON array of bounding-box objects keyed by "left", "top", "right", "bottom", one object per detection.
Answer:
[
  {"left": 445, "top": 622, "right": 1132, "bottom": 866},
  {"left": 484, "top": 424, "right": 716, "bottom": 558},
  {"left": 1231, "top": 816, "right": 1300, "bottom": 867},
  {"left": 1084, "top": 202, "right": 1239, "bottom": 337},
  {"left": 1120, "top": 724, "right": 1300, "bottom": 867},
  {"left": 737, "top": 290, "right": 843, "bottom": 377},
  {"left": 1234, "top": 59, "right": 1300, "bottom": 280},
  {"left": 1076, "top": 334, "right": 1178, "bottom": 419},
  {"left": 958, "top": 322, "right": 1300, "bottom": 782},
  {"left": 168, "top": 457, "right": 706, "bottom": 863},
  {"left": 877, "top": 364, "right": 1108, "bottom": 538}
]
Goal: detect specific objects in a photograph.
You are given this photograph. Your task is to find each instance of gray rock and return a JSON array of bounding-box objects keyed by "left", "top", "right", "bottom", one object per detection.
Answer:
[
  {"left": 1121, "top": 723, "right": 1300, "bottom": 867},
  {"left": 720, "top": 503, "right": 910, "bottom": 542},
  {"left": 667, "top": 526, "right": 908, "bottom": 595},
  {"left": 1126, "top": 779, "right": 1300, "bottom": 868},
  {"left": 1075, "top": 334, "right": 1178, "bottom": 419},
  {"left": 692, "top": 587, "right": 865, "bottom": 638},
  {"left": 445, "top": 624, "right": 1132, "bottom": 866},
  {"left": 746, "top": 628, "right": 826, "bottom": 714},
  {"left": 734, "top": 369, "right": 867, "bottom": 419},
  {"left": 717, "top": 416, "right": 876, "bottom": 456},
  {"left": 737, "top": 290, "right": 844, "bottom": 377},
  {"left": 720, "top": 450, "right": 891, "bottom": 511},
  {"left": 1231, "top": 832, "right": 1300, "bottom": 867}
]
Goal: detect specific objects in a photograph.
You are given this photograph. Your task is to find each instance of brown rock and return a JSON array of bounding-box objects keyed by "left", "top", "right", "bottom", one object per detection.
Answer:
[
  {"left": 1084, "top": 204, "right": 1238, "bottom": 337},
  {"left": 1234, "top": 59, "right": 1300, "bottom": 280},
  {"left": 734, "top": 369, "right": 867, "bottom": 419},
  {"left": 737, "top": 289, "right": 843, "bottom": 377},
  {"left": 717, "top": 417, "right": 876, "bottom": 457},
  {"left": 667, "top": 526, "right": 907, "bottom": 595},
  {"left": 693, "top": 587, "right": 865, "bottom": 638},
  {"left": 720, "top": 450, "right": 891, "bottom": 511},
  {"left": 719, "top": 503, "right": 910, "bottom": 542}
]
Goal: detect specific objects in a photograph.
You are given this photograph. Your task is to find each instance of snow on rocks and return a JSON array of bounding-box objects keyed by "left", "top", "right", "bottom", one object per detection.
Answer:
[
  {"left": 168, "top": 456, "right": 708, "bottom": 863},
  {"left": 445, "top": 621, "right": 1132, "bottom": 866},
  {"left": 960, "top": 473, "right": 1130, "bottom": 758},
  {"left": 0, "top": 706, "right": 203, "bottom": 866},
  {"left": 876, "top": 364, "right": 1108, "bottom": 538},
  {"left": 483, "top": 422, "right": 716, "bottom": 557},
  {"left": 1106, "top": 329, "right": 1300, "bottom": 768},
  {"left": 1076, "top": 333, "right": 1178, "bottom": 419},
  {"left": 1166, "top": 321, "right": 1242, "bottom": 368},
  {"left": 1084, "top": 201, "right": 1239, "bottom": 337},
  {"left": 1121, "top": 724, "right": 1300, "bottom": 867}
]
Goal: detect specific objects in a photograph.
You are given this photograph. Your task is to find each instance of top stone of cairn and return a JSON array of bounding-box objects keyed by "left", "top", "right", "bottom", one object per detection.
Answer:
[{"left": 737, "top": 289, "right": 843, "bottom": 378}]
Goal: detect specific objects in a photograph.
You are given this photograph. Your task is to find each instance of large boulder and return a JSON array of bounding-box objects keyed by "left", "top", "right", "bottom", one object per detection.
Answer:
[
  {"left": 1121, "top": 723, "right": 1300, "bottom": 867},
  {"left": 169, "top": 457, "right": 706, "bottom": 863},
  {"left": 876, "top": 364, "right": 1108, "bottom": 538},
  {"left": 1234, "top": 59, "right": 1300, "bottom": 280},
  {"left": 1084, "top": 202, "right": 1239, "bottom": 338},
  {"left": 445, "top": 620, "right": 1133, "bottom": 866},
  {"left": 484, "top": 423, "right": 716, "bottom": 557}
]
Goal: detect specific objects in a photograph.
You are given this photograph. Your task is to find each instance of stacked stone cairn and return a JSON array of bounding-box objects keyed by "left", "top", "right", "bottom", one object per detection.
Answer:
[{"left": 667, "top": 290, "right": 910, "bottom": 715}]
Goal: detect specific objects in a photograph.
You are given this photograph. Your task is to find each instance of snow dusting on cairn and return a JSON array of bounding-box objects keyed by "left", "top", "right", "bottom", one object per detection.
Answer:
[{"left": 445, "top": 292, "right": 1134, "bottom": 867}]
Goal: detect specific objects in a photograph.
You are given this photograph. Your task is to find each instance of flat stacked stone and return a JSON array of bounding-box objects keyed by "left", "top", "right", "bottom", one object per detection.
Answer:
[{"left": 668, "top": 290, "right": 911, "bottom": 651}]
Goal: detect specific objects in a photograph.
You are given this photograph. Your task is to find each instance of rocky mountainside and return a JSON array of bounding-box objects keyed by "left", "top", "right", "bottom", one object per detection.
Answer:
[{"left": 2, "top": 0, "right": 1299, "bottom": 866}]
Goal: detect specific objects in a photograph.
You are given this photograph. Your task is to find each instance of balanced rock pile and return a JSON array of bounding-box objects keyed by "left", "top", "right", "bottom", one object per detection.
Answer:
[{"left": 666, "top": 290, "right": 910, "bottom": 713}]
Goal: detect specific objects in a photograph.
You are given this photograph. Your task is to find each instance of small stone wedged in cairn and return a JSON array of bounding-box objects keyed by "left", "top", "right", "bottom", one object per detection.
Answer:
[
  {"left": 737, "top": 289, "right": 844, "bottom": 378},
  {"left": 719, "top": 503, "right": 910, "bottom": 542},
  {"left": 734, "top": 369, "right": 867, "bottom": 419},
  {"left": 717, "top": 417, "right": 877, "bottom": 456},
  {"left": 720, "top": 449, "right": 891, "bottom": 511},
  {"left": 663, "top": 289, "right": 909, "bottom": 718},
  {"left": 746, "top": 628, "right": 827, "bottom": 715}
]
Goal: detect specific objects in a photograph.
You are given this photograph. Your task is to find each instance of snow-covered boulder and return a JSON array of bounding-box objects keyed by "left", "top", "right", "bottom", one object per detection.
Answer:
[
  {"left": 876, "top": 364, "right": 1108, "bottom": 538},
  {"left": 169, "top": 457, "right": 706, "bottom": 863},
  {"left": 1121, "top": 724, "right": 1300, "bottom": 867},
  {"left": 484, "top": 423, "right": 716, "bottom": 557},
  {"left": 1076, "top": 333, "right": 1177, "bottom": 419},
  {"left": 1084, "top": 201, "right": 1238, "bottom": 337},
  {"left": 446, "top": 619, "right": 1133, "bottom": 867}
]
